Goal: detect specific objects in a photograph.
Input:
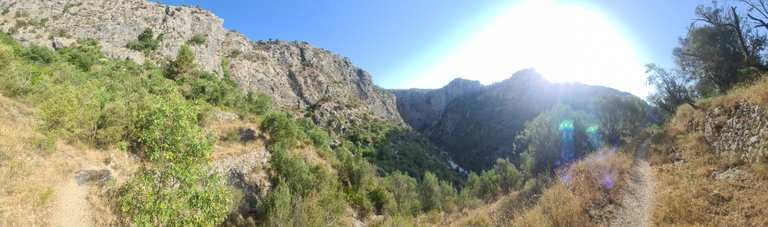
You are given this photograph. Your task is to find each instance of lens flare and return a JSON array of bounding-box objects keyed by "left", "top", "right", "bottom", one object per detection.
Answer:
[
  {"left": 558, "top": 120, "right": 575, "bottom": 166},
  {"left": 586, "top": 125, "right": 602, "bottom": 150}
]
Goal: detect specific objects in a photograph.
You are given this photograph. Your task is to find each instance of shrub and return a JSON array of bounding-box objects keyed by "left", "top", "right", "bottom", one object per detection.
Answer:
[
  {"left": 37, "top": 85, "right": 99, "bottom": 142},
  {"left": 419, "top": 172, "right": 443, "bottom": 212},
  {"left": 127, "top": 95, "right": 212, "bottom": 163},
  {"left": 116, "top": 166, "right": 232, "bottom": 226},
  {"left": 22, "top": 45, "right": 56, "bottom": 64},
  {"left": 117, "top": 95, "right": 231, "bottom": 226},
  {"left": 59, "top": 39, "right": 104, "bottom": 71},
  {"left": 384, "top": 172, "right": 421, "bottom": 216},
  {"left": 166, "top": 44, "right": 195, "bottom": 79},
  {"left": 515, "top": 106, "right": 597, "bottom": 177},
  {"left": 187, "top": 34, "right": 207, "bottom": 46},
  {"left": 126, "top": 28, "right": 163, "bottom": 51},
  {"left": 260, "top": 112, "right": 300, "bottom": 148}
]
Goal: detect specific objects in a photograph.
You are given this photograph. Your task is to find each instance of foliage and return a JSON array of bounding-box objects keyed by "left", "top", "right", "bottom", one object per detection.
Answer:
[
  {"left": 260, "top": 112, "right": 301, "bottom": 148},
  {"left": 383, "top": 172, "right": 421, "bottom": 216},
  {"left": 419, "top": 172, "right": 443, "bottom": 212},
  {"left": 22, "top": 45, "right": 56, "bottom": 64},
  {"left": 126, "top": 28, "right": 163, "bottom": 52},
  {"left": 187, "top": 34, "right": 207, "bottom": 46},
  {"left": 645, "top": 64, "right": 698, "bottom": 117},
  {"left": 514, "top": 106, "right": 597, "bottom": 177},
  {"left": 166, "top": 44, "right": 196, "bottom": 79},
  {"left": 59, "top": 39, "right": 105, "bottom": 71},
  {"left": 593, "top": 94, "right": 647, "bottom": 144}
]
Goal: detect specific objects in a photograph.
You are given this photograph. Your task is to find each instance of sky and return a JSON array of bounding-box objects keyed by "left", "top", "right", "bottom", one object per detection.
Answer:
[{"left": 161, "top": 0, "right": 710, "bottom": 98}]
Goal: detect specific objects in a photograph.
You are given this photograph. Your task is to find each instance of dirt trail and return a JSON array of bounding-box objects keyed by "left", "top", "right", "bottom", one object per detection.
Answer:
[
  {"left": 610, "top": 139, "right": 654, "bottom": 227},
  {"left": 50, "top": 176, "right": 93, "bottom": 227}
]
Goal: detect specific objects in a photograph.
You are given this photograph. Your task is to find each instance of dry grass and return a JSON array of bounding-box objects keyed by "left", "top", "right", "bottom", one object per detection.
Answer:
[
  {"left": 698, "top": 76, "right": 768, "bottom": 109},
  {"left": 438, "top": 146, "right": 635, "bottom": 227},
  {"left": 650, "top": 131, "right": 768, "bottom": 226},
  {"left": 507, "top": 149, "right": 634, "bottom": 227}
]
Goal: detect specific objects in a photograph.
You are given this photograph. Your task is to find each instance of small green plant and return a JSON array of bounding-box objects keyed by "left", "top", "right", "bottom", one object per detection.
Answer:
[
  {"left": 165, "top": 44, "right": 195, "bottom": 79},
  {"left": 187, "top": 34, "right": 207, "bottom": 46},
  {"left": 37, "top": 187, "right": 55, "bottom": 207},
  {"left": 126, "top": 28, "right": 163, "bottom": 52}
]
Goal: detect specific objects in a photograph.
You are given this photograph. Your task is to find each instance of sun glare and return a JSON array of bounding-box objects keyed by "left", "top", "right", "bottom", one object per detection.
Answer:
[{"left": 412, "top": 1, "right": 649, "bottom": 98}]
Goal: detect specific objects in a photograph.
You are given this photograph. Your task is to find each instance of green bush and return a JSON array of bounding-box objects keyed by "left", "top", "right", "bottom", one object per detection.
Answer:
[
  {"left": 166, "top": 44, "right": 195, "bottom": 79},
  {"left": 22, "top": 45, "right": 56, "bottom": 64},
  {"left": 37, "top": 85, "right": 99, "bottom": 142},
  {"left": 420, "top": 172, "right": 443, "bottom": 212},
  {"left": 117, "top": 95, "right": 231, "bottom": 226},
  {"left": 127, "top": 95, "right": 212, "bottom": 163},
  {"left": 126, "top": 28, "right": 163, "bottom": 52},
  {"left": 117, "top": 166, "right": 231, "bottom": 226},
  {"left": 260, "top": 112, "right": 301, "bottom": 148},
  {"left": 59, "top": 39, "right": 104, "bottom": 71},
  {"left": 384, "top": 172, "right": 421, "bottom": 216},
  {"left": 187, "top": 34, "right": 207, "bottom": 46},
  {"left": 515, "top": 106, "right": 597, "bottom": 177}
]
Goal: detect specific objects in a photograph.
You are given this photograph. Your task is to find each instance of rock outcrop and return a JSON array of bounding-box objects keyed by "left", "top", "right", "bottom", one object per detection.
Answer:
[
  {"left": 687, "top": 101, "right": 768, "bottom": 162},
  {"left": 391, "top": 78, "right": 482, "bottom": 130},
  {"left": 0, "top": 0, "right": 402, "bottom": 126}
]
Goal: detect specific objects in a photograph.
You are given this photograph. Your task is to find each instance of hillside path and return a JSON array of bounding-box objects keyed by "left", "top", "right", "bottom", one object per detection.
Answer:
[
  {"left": 609, "top": 139, "right": 654, "bottom": 227},
  {"left": 50, "top": 176, "right": 92, "bottom": 227}
]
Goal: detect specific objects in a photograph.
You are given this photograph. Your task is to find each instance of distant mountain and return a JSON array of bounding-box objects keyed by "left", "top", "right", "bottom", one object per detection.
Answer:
[{"left": 392, "top": 69, "right": 639, "bottom": 172}]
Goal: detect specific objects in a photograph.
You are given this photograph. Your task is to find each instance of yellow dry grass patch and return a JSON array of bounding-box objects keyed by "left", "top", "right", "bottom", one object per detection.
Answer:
[
  {"left": 650, "top": 132, "right": 768, "bottom": 226},
  {"left": 698, "top": 76, "right": 768, "bottom": 109}
]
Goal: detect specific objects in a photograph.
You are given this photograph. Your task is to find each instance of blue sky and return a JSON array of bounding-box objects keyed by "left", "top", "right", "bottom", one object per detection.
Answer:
[{"left": 162, "top": 0, "right": 709, "bottom": 97}]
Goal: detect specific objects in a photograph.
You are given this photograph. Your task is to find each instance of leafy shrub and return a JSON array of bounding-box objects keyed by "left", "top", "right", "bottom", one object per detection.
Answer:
[
  {"left": 59, "top": 39, "right": 104, "bottom": 71},
  {"left": 187, "top": 34, "right": 207, "bottom": 45},
  {"left": 260, "top": 112, "right": 301, "bottom": 148},
  {"left": 166, "top": 44, "right": 195, "bottom": 79},
  {"left": 419, "top": 172, "right": 443, "bottom": 212},
  {"left": 126, "top": 28, "right": 163, "bottom": 52},
  {"left": 515, "top": 106, "right": 598, "bottom": 177},
  {"left": 117, "top": 166, "right": 231, "bottom": 226},
  {"left": 22, "top": 45, "right": 56, "bottom": 64},
  {"left": 127, "top": 95, "right": 212, "bottom": 163},
  {"left": 37, "top": 85, "right": 99, "bottom": 142},
  {"left": 384, "top": 172, "right": 421, "bottom": 216},
  {"left": 117, "top": 95, "right": 231, "bottom": 226}
]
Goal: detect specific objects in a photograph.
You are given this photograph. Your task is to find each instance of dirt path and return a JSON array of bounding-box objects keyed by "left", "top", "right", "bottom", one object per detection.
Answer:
[
  {"left": 50, "top": 174, "right": 93, "bottom": 227},
  {"left": 610, "top": 139, "right": 654, "bottom": 227}
]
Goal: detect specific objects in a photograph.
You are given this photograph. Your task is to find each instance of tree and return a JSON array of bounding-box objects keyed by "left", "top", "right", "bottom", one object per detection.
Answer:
[
  {"left": 166, "top": 44, "right": 196, "bottom": 80},
  {"left": 515, "top": 106, "right": 596, "bottom": 177},
  {"left": 645, "top": 64, "right": 698, "bottom": 116},
  {"left": 593, "top": 94, "right": 647, "bottom": 144},
  {"left": 675, "top": 3, "right": 766, "bottom": 95},
  {"left": 419, "top": 172, "right": 443, "bottom": 212}
]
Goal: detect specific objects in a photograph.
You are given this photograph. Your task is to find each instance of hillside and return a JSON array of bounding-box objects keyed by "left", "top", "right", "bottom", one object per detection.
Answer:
[
  {"left": 648, "top": 78, "right": 768, "bottom": 225},
  {"left": 394, "top": 69, "right": 639, "bottom": 172},
  {"left": 0, "top": 0, "right": 401, "bottom": 129}
]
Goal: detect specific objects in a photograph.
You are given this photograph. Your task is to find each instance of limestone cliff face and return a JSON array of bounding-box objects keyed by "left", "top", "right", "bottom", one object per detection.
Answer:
[
  {"left": 391, "top": 78, "right": 483, "bottom": 130},
  {"left": 0, "top": 0, "right": 402, "bottom": 126}
]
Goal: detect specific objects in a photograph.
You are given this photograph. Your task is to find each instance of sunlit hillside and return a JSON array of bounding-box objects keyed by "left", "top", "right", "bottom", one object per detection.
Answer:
[{"left": 1, "top": 0, "right": 768, "bottom": 226}]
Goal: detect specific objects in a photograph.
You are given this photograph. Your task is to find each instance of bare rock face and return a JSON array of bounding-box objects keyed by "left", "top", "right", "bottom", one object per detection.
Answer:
[
  {"left": 0, "top": 0, "right": 402, "bottom": 126},
  {"left": 391, "top": 78, "right": 483, "bottom": 130}
]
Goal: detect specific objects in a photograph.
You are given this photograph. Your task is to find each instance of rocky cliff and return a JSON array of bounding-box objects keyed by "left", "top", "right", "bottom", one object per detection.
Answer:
[
  {"left": 0, "top": 0, "right": 401, "bottom": 127},
  {"left": 391, "top": 78, "right": 483, "bottom": 130},
  {"left": 394, "top": 69, "right": 635, "bottom": 172}
]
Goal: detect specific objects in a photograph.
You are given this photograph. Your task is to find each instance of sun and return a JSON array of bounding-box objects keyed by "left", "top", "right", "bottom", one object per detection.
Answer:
[{"left": 411, "top": 1, "right": 649, "bottom": 98}]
